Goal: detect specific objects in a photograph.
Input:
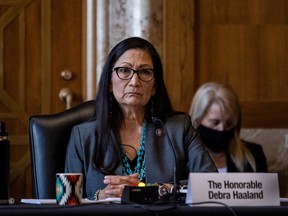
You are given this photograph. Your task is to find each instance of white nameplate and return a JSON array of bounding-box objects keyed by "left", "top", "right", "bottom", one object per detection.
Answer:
[{"left": 186, "top": 173, "right": 280, "bottom": 206}]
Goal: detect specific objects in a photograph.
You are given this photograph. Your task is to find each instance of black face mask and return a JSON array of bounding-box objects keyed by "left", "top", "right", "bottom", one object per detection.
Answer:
[{"left": 197, "top": 124, "right": 235, "bottom": 153}]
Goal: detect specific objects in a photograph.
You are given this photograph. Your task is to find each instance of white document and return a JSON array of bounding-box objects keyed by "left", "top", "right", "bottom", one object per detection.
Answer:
[
  {"left": 21, "top": 197, "right": 121, "bottom": 205},
  {"left": 21, "top": 199, "right": 56, "bottom": 204}
]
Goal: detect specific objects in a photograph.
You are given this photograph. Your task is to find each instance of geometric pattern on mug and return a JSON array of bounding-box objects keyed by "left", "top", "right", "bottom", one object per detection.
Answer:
[
  {"left": 56, "top": 176, "right": 65, "bottom": 203},
  {"left": 56, "top": 174, "right": 82, "bottom": 205},
  {"left": 56, "top": 175, "right": 71, "bottom": 205},
  {"left": 72, "top": 175, "right": 83, "bottom": 202}
]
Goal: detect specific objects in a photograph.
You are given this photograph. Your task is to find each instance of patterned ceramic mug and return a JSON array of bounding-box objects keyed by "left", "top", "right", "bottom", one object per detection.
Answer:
[{"left": 56, "top": 173, "right": 83, "bottom": 205}]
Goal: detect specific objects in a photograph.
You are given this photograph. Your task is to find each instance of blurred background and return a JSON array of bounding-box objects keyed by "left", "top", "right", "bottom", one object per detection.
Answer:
[{"left": 0, "top": 0, "right": 287, "bottom": 199}]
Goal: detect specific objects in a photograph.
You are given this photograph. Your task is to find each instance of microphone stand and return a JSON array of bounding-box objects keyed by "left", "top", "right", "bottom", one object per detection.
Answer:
[
  {"left": 171, "top": 165, "right": 180, "bottom": 201},
  {"left": 152, "top": 117, "right": 182, "bottom": 202}
]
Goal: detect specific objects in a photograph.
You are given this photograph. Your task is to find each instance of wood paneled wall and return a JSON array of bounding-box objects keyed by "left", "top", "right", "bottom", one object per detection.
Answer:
[
  {"left": 163, "top": 0, "right": 195, "bottom": 113},
  {"left": 0, "top": 0, "right": 83, "bottom": 200},
  {"left": 196, "top": 0, "right": 288, "bottom": 128},
  {"left": 163, "top": 0, "right": 288, "bottom": 128}
]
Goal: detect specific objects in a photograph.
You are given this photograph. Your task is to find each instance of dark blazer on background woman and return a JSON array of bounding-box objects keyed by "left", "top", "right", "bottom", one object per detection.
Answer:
[{"left": 227, "top": 141, "right": 268, "bottom": 172}]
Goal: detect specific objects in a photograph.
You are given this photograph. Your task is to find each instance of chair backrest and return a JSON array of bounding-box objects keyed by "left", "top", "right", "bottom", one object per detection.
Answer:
[{"left": 29, "top": 100, "right": 95, "bottom": 199}]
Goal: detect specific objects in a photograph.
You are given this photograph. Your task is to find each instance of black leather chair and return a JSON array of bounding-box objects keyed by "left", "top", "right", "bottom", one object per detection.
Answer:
[{"left": 29, "top": 100, "right": 95, "bottom": 199}]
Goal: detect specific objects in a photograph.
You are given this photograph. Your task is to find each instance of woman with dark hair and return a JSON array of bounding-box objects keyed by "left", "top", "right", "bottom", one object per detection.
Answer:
[{"left": 65, "top": 37, "right": 217, "bottom": 200}]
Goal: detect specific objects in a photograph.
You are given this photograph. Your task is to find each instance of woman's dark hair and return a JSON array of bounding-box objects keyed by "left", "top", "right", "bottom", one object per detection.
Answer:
[{"left": 93, "top": 37, "right": 173, "bottom": 174}]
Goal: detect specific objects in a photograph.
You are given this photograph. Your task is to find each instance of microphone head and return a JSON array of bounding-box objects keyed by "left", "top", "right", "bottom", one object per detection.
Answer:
[{"left": 151, "top": 116, "right": 157, "bottom": 123}]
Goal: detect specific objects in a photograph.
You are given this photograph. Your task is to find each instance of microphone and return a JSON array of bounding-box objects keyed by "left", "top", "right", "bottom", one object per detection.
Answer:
[
  {"left": 173, "top": 165, "right": 180, "bottom": 196},
  {"left": 152, "top": 117, "right": 181, "bottom": 201}
]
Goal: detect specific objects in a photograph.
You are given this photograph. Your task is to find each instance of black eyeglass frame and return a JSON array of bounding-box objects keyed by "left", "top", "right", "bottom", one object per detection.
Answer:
[{"left": 113, "top": 67, "right": 155, "bottom": 82}]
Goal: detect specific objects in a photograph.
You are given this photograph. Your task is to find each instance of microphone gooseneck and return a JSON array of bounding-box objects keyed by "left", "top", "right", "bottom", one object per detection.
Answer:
[{"left": 152, "top": 116, "right": 180, "bottom": 201}]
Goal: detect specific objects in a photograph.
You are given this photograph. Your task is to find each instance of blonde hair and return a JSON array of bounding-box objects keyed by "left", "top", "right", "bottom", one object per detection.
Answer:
[{"left": 189, "top": 82, "right": 256, "bottom": 172}]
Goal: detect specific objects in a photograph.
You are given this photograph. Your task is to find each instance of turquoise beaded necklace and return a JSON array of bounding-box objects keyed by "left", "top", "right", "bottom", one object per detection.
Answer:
[{"left": 121, "top": 121, "right": 146, "bottom": 181}]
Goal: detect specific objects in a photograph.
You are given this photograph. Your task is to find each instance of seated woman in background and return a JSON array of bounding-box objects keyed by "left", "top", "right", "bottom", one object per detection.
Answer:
[{"left": 189, "top": 82, "right": 268, "bottom": 173}]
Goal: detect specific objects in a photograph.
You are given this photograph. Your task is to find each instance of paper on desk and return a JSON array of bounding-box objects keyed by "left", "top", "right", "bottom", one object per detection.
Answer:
[
  {"left": 83, "top": 197, "right": 121, "bottom": 203},
  {"left": 21, "top": 199, "right": 56, "bottom": 204},
  {"left": 280, "top": 197, "right": 288, "bottom": 202},
  {"left": 21, "top": 197, "right": 121, "bottom": 205}
]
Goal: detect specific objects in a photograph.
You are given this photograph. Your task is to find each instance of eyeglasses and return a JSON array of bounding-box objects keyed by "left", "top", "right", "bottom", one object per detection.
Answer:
[{"left": 113, "top": 67, "right": 154, "bottom": 82}]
